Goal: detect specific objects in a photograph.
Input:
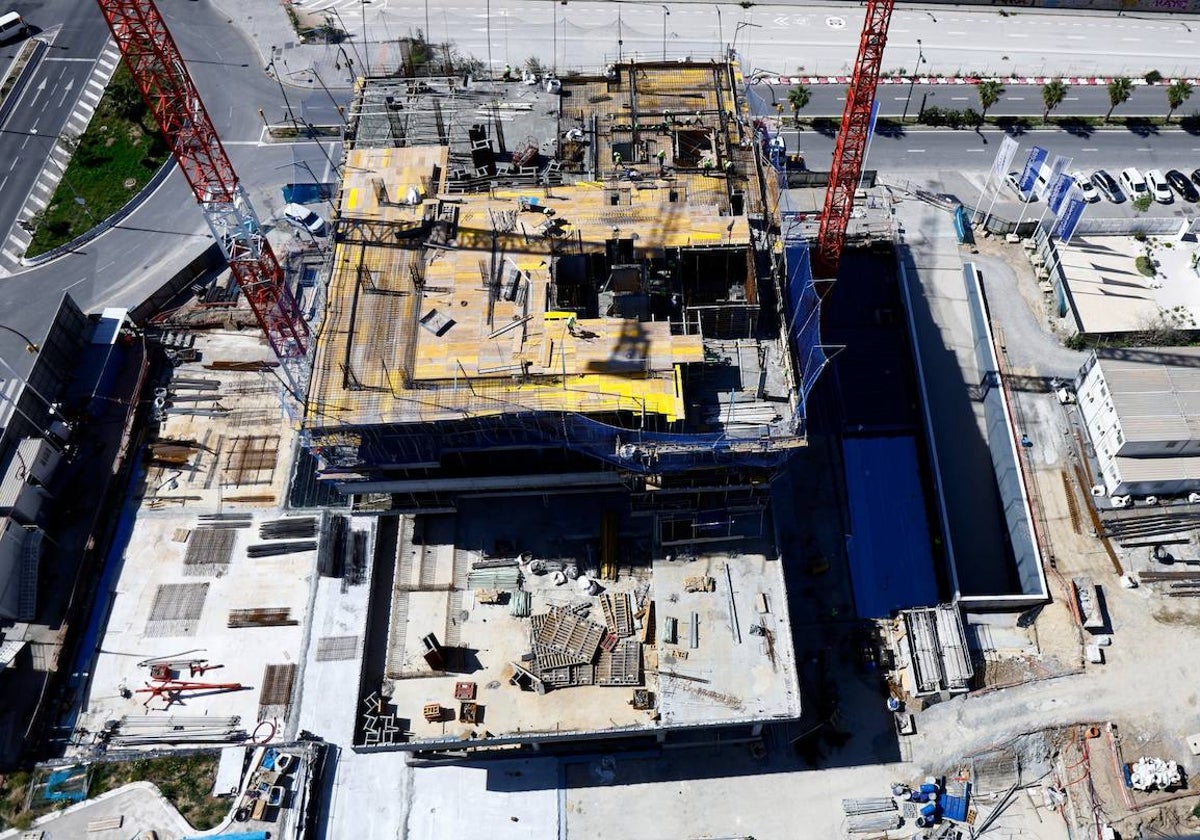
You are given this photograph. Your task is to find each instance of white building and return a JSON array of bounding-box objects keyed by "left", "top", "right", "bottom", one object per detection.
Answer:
[{"left": 1076, "top": 347, "right": 1200, "bottom": 497}]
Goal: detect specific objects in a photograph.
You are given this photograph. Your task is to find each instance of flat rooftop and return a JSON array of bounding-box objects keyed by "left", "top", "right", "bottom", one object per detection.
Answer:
[
  {"left": 361, "top": 497, "right": 800, "bottom": 749},
  {"left": 1058, "top": 234, "right": 1200, "bottom": 335}
]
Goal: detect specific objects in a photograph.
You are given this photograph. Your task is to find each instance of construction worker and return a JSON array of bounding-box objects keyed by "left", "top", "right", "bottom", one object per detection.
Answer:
[
  {"left": 655, "top": 148, "right": 666, "bottom": 174},
  {"left": 724, "top": 159, "right": 735, "bottom": 175},
  {"left": 503, "top": 64, "right": 513, "bottom": 81},
  {"left": 612, "top": 150, "right": 622, "bottom": 167}
]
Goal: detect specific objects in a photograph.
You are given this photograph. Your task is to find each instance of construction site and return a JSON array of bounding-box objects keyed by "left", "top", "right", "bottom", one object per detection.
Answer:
[
  {"left": 295, "top": 61, "right": 823, "bottom": 752},
  {"left": 16, "top": 0, "right": 1200, "bottom": 836},
  {"left": 304, "top": 61, "right": 818, "bottom": 491}
]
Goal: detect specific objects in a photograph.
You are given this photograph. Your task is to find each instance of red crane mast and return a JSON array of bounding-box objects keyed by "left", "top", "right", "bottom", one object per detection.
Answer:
[
  {"left": 95, "top": 0, "right": 309, "bottom": 361},
  {"left": 812, "top": 0, "right": 895, "bottom": 281}
]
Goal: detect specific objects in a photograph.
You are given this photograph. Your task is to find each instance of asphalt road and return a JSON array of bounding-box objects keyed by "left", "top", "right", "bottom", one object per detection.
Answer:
[
  {"left": 781, "top": 125, "right": 1200, "bottom": 176},
  {"left": 0, "top": 0, "right": 112, "bottom": 261},
  {"left": 760, "top": 82, "right": 1200, "bottom": 120},
  {"left": 0, "top": 0, "right": 346, "bottom": 372},
  {"left": 297, "top": 0, "right": 1200, "bottom": 79}
]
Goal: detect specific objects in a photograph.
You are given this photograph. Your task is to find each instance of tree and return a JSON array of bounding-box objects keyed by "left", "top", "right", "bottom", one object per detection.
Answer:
[
  {"left": 1167, "top": 79, "right": 1193, "bottom": 122},
  {"left": 1041, "top": 78, "right": 1068, "bottom": 121},
  {"left": 977, "top": 80, "right": 1005, "bottom": 119},
  {"left": 1105, "top": 76, "right": 1133, "bottom": 122},
  {"left": 787, "top": 85, "right": 812, "bottom": 124}
]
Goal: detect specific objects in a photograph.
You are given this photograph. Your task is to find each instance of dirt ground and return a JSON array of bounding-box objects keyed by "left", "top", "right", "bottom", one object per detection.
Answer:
[{"left": 901, "top": 229, "right": 1200, "bottom": 837}]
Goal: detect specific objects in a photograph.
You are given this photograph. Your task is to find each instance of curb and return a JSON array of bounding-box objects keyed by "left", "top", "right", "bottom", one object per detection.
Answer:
[
  {"left": 0, "top": 38, "right": 48, "bottom": 130},
  {"left": 2, "top": 39, "right": 122, "bottom": 265}
]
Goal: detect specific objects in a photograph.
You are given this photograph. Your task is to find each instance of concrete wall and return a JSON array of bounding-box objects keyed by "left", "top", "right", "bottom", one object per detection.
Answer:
[{"left": 963, "top": 264, "right": 1049, "bottom": 603}]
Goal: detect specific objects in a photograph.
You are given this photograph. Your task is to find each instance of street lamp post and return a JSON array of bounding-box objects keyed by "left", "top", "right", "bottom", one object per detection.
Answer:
[
  {"left": 266, "top": 55, "right": 301, "bottom": 131},
  {"left": 328, "top": 11, "right": 363, "bottom": 66},
  {"left": 732, "top": 21, "right": 760, "bottom": 60},
  {"left": 0, "top": 326, "right": 58, "bottom": 417},
  {"left": 661, "top": 6, "right": 670, "bottom": 61},
  {"left": 714, "top": 5, "right": 722, "bottom": 55},
  {"left": 901, "top": 39, "right": 925, "bottom": 122},
  {"left": 360, "top": 0, "right": 369, "bottom": 75}
]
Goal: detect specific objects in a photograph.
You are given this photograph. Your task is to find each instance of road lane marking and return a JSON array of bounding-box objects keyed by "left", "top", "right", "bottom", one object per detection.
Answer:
[
  {"left": 907, "top": 149, "right": 926, "bottom": 153},
  {"left": 1082, "top": 148, "right": 1099, "bottom": 151},
  {"left": 1008, "top": 96, "right": 1025, "bottom": 101}
]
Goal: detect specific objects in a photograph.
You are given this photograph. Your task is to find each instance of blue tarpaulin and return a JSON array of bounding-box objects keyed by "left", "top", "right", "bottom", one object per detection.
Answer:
[
  {"left": 842, "top": 436, "right": 939, "bottom": 618},
  {"left": 942, "top": 783, "right": 971, "bottom": 822}
]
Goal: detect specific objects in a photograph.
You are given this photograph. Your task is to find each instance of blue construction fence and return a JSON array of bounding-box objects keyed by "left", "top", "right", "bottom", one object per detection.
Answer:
[{"left": 781, "top": 237, "right": 829, "bottom": 412}]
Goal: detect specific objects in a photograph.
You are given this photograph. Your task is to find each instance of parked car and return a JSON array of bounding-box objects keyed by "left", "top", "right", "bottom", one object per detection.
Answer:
[
  {"left": 1091, "top": 169, "right": 1124, "bottom": 203},
  {"left": 1145, "top": 169, "right": 1174, "bottom": 203},
  {"left": 1166, "top": 169, "right": 1199, "bottom": 202},
  {"left": 1071, "top": 171, "right": 1099, "bottom": 202},
  {"left": 1005, "top": 171, "right": 1036, "bottom": 203},
  {"left": 1119, "top": 167, "right": 1149, "bottom": 200},
  {"left": 283, "top": 203, "right": 327, "bottom": 235},
  {"left": 0, "top": 11, "right": 29, "bottom": 43},
  {"left": 1191, "top": 168, "right": 1200, "bottom": 189}
]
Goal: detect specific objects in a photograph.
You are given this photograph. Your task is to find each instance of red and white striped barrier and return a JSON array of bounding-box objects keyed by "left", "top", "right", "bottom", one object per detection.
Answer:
[{"left": 755, "top": 75, "right": 1200, "bottom": 87}]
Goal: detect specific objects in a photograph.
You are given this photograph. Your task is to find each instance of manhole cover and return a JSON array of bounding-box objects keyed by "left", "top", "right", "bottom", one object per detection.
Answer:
[
  {"left": 123, "top": 177, "right": 137, "bottom": 189},
  {"left": 826, "top": 16, "right": 846, "bottom": 29}
]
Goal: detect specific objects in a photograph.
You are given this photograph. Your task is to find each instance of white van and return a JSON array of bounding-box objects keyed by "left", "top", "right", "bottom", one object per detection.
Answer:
[
  {"left": 0, "top": 11, "right": 28, "bottom": 43},
  {"left": 1119, "top": 167, "right": 1148, "bottom": 199}
]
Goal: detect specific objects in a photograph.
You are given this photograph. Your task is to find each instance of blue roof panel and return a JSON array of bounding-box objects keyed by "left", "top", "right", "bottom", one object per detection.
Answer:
[{"left": 842, "top": 436, "right": 939, "bottom": 618}]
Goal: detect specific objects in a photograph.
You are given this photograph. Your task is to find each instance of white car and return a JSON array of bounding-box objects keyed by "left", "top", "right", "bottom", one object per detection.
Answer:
[
  {"left": 1005, "top": 172, "right": 1036, "bottom": 203},
  {"left": 1145, "top": 170, "right": 1173, "bottom": 204},
  {"left": 1119, "top": 167, "right": 1149, "bottom": 200},
  {"left": 283, "top": 203, "right": 327, "bottom": 235},
  {"left": 1070, "top": 171, "right": 1099, "bottom": 203}
]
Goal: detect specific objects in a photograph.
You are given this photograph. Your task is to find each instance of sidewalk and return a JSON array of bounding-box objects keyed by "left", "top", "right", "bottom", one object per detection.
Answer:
[{"left": 210, "top": 0, "right": 400, "bottom": 92}]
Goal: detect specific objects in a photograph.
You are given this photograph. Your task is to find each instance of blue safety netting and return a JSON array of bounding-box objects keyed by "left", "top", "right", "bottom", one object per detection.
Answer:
[{"left": 781, "top": 237, "right": 829, "bottom": 410}]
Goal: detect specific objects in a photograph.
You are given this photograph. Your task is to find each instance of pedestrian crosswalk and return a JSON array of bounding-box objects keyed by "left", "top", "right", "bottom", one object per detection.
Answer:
[{"left": 0, "top": 39, "right": 122, "bottom": 275}]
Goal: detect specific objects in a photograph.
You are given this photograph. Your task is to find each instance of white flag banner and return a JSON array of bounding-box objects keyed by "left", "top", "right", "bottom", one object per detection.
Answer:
[
  {"left": 990, "top": 136, "right": 1019, "bottom": 187},
  {"left": 1036, "top": 154, "right": 1073, "bottom": 201}
]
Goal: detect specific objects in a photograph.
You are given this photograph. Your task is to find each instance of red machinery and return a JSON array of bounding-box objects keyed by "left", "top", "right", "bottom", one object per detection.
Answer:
[
  {"left": 94, "top": 0, "right": 309, "bottom": 367},
  {"left": 136, "top": 679, "right": 245, "bottom": 709},
  {"left": 813, "top": 0, "right": 896, "bottom": 281}
]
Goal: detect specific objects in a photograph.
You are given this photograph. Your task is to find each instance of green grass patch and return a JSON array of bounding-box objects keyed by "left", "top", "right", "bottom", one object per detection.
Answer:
[
  {"left": 25, "top": 62, "right": 170, "bottom": 258},
  {"left": 1136, "top": 255, "right": 1156, "bottom": 276},
  {"left": 89, "top": 753, "right": 226, "bottom": 830},
  {"left": 0, "top": 753, "right": 226, "bottom": 832}
]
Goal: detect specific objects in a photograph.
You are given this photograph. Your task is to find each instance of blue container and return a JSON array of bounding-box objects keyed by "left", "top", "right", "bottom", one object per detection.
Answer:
[
  {"left": 920, "top": 783, "right": 940, "bottom": 795},
  {"left": 909, "top": 791, "right": 930, "bottom": 803},
  {"left": 920, "top": 803, "right": 938, "bottom": 818}
]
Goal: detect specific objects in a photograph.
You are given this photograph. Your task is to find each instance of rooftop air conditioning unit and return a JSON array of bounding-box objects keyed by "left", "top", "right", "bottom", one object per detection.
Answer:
[
  {"left": 1144, "top": 496, "right": 1159, "bottom": 506},
  {"left": 1111, "top": 495, "right": 1132, "bottom": 508}
]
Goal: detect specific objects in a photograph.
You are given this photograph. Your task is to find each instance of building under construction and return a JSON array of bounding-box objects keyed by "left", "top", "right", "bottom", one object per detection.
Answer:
[
  {"left": 303, "top": 60, "right": 827, "bottom": 505},
  {"left": 300, "top": 61, "right": 825, "bottom": 751}
]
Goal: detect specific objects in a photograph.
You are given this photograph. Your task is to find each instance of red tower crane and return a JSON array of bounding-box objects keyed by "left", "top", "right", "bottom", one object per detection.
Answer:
[
  {"left": 94, "top": 0, "right": 310, "bottom": 364},
  {"left": 812, "top": 0, "right": 896, "bottom": 281}
]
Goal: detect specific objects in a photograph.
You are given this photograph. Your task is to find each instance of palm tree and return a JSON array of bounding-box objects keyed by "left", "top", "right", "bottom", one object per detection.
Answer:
[
  {"left": 787, "top": 85, "right": 812, "bottom": 125},
  {"left": 977, "top": 80, "right": 1005, "bottom": 119},
  {"left": 1105, "top": 76, "right": 1133, "bottom": 122},
  {"left": 1041, "top": 78, "right": 1068, "bottom": 121},
  {"left": 1167, "top": 79, "right": 1193, "bottom": 122}
]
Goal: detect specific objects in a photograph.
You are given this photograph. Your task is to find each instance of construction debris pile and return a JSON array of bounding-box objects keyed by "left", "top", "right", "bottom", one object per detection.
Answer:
[
  {"left": 472, "top": 556, "right": 650, "bottom": 693},
  {"left": 1127, "top": 756, "right": 1183, "bottom": 791}
]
